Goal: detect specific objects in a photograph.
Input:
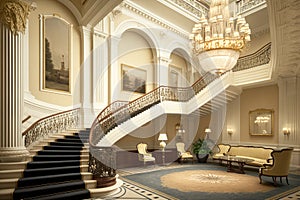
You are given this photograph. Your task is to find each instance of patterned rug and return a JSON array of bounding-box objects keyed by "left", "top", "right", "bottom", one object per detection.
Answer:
[{"left": 121, "top": 163, "right": 300, "bottom": 200}]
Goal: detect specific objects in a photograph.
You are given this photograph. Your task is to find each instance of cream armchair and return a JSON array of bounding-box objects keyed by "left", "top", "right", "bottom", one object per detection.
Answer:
[
  {"left": 137, "top": 143, "right": 156, "bottom": 166},
  {"left": 176, "top": 142, "right": 194, "bottom": 163},
  {"left": 259, "top": 148, "right": 293, "bottom": 186}
]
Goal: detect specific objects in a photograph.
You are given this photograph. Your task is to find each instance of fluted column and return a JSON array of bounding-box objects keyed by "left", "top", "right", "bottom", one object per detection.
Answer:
[{"left": 0, "top": 0, "right": 34, "bottom": 162}]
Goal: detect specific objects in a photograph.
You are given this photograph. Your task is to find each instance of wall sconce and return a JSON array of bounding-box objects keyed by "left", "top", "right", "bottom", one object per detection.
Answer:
[
  {"left": 175, "top": 123, "right": 181, "bottom": 130},
  {"left": 227, "top": 128, "right": 233, "bottom": 135},
  {"left": 283, "top": 128, "right": 290, "bottom": 135}
]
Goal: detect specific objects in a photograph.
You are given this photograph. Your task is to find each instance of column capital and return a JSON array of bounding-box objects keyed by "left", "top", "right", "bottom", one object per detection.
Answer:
[{"left": 0, "top": 0, "right": 36, "bottom": 34}]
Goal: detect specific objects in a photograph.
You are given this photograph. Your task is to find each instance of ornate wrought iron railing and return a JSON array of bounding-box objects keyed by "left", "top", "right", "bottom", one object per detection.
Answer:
[
  {"left": 233, "top": 42, "right": 271, "bottom": 72},
  {"left": 22, "top": 108, "right": 80, "bottom": 147},
  {"left": 166, "top": 0, "right": 208, "bottom": 18},
  {"left": 90, "top": 72, "right": 217, "bottom": 146},
  {"left": 235, "top": 0, "right": 266, "bottom": 15}
]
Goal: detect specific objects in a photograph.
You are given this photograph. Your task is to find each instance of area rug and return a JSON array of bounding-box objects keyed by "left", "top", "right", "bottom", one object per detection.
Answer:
[{"left": 122, "top": 163, "right": 300, "bottom": 200}]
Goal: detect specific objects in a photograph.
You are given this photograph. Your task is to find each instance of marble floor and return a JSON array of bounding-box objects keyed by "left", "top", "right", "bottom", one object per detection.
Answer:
[{"left": 92, "top": 163, "right": 300, "bottom": 200}]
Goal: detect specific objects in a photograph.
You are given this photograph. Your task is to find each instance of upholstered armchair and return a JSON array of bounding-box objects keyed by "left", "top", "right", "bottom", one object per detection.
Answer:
[
  {"left": 259, "top": 148, "right": 293, "bottom": 186},
  {"left": 176, "top": 142, "right": 194, "bottom": 163},
  {"left": 137, "top": 143, "right": 156, "bottom": 166}
]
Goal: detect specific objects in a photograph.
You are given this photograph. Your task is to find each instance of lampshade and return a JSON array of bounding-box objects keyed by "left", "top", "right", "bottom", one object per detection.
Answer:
[
  {"left": 205, "top": 128, "right": 212, "bottom": 133},
  {"left": 158, "top": 133, "right": 168, "bottom": 141}
]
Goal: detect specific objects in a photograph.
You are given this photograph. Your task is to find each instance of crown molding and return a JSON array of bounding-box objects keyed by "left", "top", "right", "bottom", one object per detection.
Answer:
[{"left": 119, "top": 0, "right": 190, "bottom": 39}]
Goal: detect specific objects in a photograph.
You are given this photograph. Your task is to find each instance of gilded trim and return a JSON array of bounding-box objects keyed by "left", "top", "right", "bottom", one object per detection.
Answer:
[{"left": 0, "top": 0, "right": 34, "bottom": 34}]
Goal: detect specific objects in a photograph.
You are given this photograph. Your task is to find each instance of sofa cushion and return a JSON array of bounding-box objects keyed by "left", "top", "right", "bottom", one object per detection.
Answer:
[
  {"left": 213, "top": 144, "right": 274, "bottom": 167},
  {"left": 228, "top": 146, "right": 273, "bottom": 161}
]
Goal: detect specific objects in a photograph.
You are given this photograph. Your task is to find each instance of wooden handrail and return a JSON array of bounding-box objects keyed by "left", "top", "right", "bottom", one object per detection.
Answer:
[{"left": 22, "top": 115, "right": 31, "bottom": 124}]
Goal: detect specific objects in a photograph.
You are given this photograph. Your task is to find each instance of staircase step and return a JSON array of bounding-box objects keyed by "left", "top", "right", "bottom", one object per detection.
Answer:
[
  {"left": 31, "top": 154, "right": 88, "bottom": 161},
  {"left": 27, "top": 160, "right": 81, "bottom": 169},
  {"left": 36, "top": 149, "right": 82, "bottom": 155},
  {"left": 55, "top": 138, "right": 84, "bottom": 143},
  {"left": 23, "top": 165, "right": 88, "bottom": 177},
  {"left": 84, "top": 180, "right": 97, "bottom": 189},
  {"left": 0, "top": 169, "right": 23, "bottom": 179},
  {"left": 30, "top": 149, "right": 89, "bottom": 156},
  {"left": 0, "top": 188, "right": 13, "bottom": 200},
  {"left": 28, "top": 188, "right": 90, "bottom": 200},
  {"left": 13, "top": 180, "right": 87, "bottom": 200},
  {"left": 49, "top": 141, "right": 84, "bottom": 147},
  {"left": 43, "top": 145, "right": 87, "bottom": 150},
  {"left": 0, "top": 178, "right": 18, "bottom": 189},
  {"left": 17, "top": 173, "right": 83, "bottom": 187},
  {"left": 0, "top": 161, "right": 27, "bottom": 170}
]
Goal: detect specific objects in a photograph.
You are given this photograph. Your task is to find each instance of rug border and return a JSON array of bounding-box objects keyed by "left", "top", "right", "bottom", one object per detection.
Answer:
[
  {"left": 265, "top": 186, "right": 300, "bottom": 200},
  {"left": 121, "top": 177, "right": 179, "bottom": 200}
]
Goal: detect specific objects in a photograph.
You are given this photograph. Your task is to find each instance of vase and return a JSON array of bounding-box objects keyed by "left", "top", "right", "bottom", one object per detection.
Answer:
[{"left": 196, "top": 154, "right": 209, "bottom": 163}]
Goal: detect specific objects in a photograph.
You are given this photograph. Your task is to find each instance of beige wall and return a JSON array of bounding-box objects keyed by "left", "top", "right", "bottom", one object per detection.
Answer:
[
  {"left": 169, "top": 53, "right": 189, "bottom": 87},
  {"left": 28, "top": 0, "right": 81, "bottom": 106},
  {"left": 116, "top": 30, "right": 155, "bottom": 101},
  {"left": 240, "top": 84, "right": 279, "bottom": 144}
]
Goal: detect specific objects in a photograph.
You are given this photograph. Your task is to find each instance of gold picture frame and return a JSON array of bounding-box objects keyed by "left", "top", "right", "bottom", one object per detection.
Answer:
[
  {"left": 39, "top": 14, "right": 73, "bottom": 94},
  {"left": 249, "top": 109, "right": 274, "bottom": 136},
  {"left": 121, "top": 64, "right": 146, "bottom": 94}
]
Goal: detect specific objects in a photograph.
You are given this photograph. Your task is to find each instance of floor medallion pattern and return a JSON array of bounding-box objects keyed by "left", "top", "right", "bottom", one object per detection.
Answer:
[{"left": 161, "top": 170, "right": 273, "bottom": 193}]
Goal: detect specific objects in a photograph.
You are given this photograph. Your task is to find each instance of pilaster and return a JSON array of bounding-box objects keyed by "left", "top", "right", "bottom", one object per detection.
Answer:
[
  {"left": 80, "top": 25, "right": 94, "bottom": 128},
  {"left": 157, "top": 52, "right": 172, "bottom": 86},
  {"left": 278, "top": 76, "right": 300, "bottom": 147}
]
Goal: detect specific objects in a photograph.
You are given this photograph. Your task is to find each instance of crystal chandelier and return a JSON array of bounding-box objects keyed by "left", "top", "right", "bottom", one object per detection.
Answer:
[{"left": 190, "top": 0, "right": 251, "bottom": 74}]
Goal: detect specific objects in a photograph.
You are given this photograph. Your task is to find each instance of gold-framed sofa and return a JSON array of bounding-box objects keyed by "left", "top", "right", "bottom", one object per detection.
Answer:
[{"left": 213, "top": 144, "right": 274, "bottom": 167}]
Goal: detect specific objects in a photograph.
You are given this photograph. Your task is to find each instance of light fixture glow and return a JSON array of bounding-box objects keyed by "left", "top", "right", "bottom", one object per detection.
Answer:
[
  {"left": 190, "top": 0, "right": 251, "bottom": 74},
  {"left": 282, "top": 128, "right": 290, "bottom": 136}
]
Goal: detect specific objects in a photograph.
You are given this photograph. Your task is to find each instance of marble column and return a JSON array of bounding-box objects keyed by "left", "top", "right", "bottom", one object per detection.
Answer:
[{"left": 0, "top": 0, "right": 34, "bottom": 162}]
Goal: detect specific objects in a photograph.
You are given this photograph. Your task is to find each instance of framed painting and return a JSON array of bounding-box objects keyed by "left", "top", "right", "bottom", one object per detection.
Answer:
[
  {"left": 169, "top": 65, "right": 182, "bottom": 87},
  {"left": 39, "top": 14, "right": 73, "bottom": 94},
  {"left": 249, "top": 109, "right": 274, "bottom": 136},
  {"left": 121, "top": 64, "right": 146, "bottom": 94}
]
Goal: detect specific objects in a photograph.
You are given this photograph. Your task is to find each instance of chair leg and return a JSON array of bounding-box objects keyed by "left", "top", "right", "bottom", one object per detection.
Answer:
[
  {"left": 280, "top": 177, "right": 282, "bottom": 183},
  {"left": 259, "top": 174, "right": 262, "bottom": 184},
  {"left": 286, "top": 176, "right": 289, "bottom": 185},
  {"left": 273, "top": 177, "right": 277, "bottom": 186}
]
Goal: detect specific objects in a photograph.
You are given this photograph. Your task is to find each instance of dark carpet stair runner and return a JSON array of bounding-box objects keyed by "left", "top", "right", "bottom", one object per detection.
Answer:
[{"left": 13, "top": 131, "right": 91, "bottom": 200}]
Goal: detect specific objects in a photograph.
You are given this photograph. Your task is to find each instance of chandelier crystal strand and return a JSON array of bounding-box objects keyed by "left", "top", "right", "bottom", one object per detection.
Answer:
[{"left": 190, "top": 0, "right": 251, "bottom": 74}]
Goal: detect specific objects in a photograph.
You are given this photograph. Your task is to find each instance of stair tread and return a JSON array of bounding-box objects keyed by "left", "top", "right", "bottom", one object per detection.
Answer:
[
  {"left": 27, "top": 188, "right": 90, "bottom": 200},
  {"left": 0, "top": 169, "right": 23, "bottom": 173},
  {"left": 15, "top": 180, "right": 86, "bottom": 193},
  {"left": 0, "top": 178, "right": 18, "bottom": 182},
  {"left": 24, "top": 165, "right": 83, "bottom": 173}
]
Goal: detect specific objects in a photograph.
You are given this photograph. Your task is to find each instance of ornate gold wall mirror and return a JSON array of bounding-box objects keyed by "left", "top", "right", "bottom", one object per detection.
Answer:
[{"left": 249, "top": 109, "right": 274, "bottom": 136}]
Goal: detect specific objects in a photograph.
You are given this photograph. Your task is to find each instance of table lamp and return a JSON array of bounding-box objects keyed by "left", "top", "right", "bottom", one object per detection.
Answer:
[{"left": 158, "top": 133, "right": 168, "bottom": 151}]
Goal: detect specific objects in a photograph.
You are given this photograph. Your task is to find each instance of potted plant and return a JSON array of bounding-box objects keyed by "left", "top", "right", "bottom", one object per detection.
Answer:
[{"left": 192, "top": 138, "right": 212, "bottom": 163}]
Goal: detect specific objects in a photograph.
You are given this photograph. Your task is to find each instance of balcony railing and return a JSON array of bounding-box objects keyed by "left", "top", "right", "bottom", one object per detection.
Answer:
[
  {"left": 235, "top": 0, "right": 266, "bottom": 15},
  {"left": 164, "top": 0, "right": 208, "bottom": 18},
  {"left": 233, "top": 42, "right": 271, "bottom": 72}
]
